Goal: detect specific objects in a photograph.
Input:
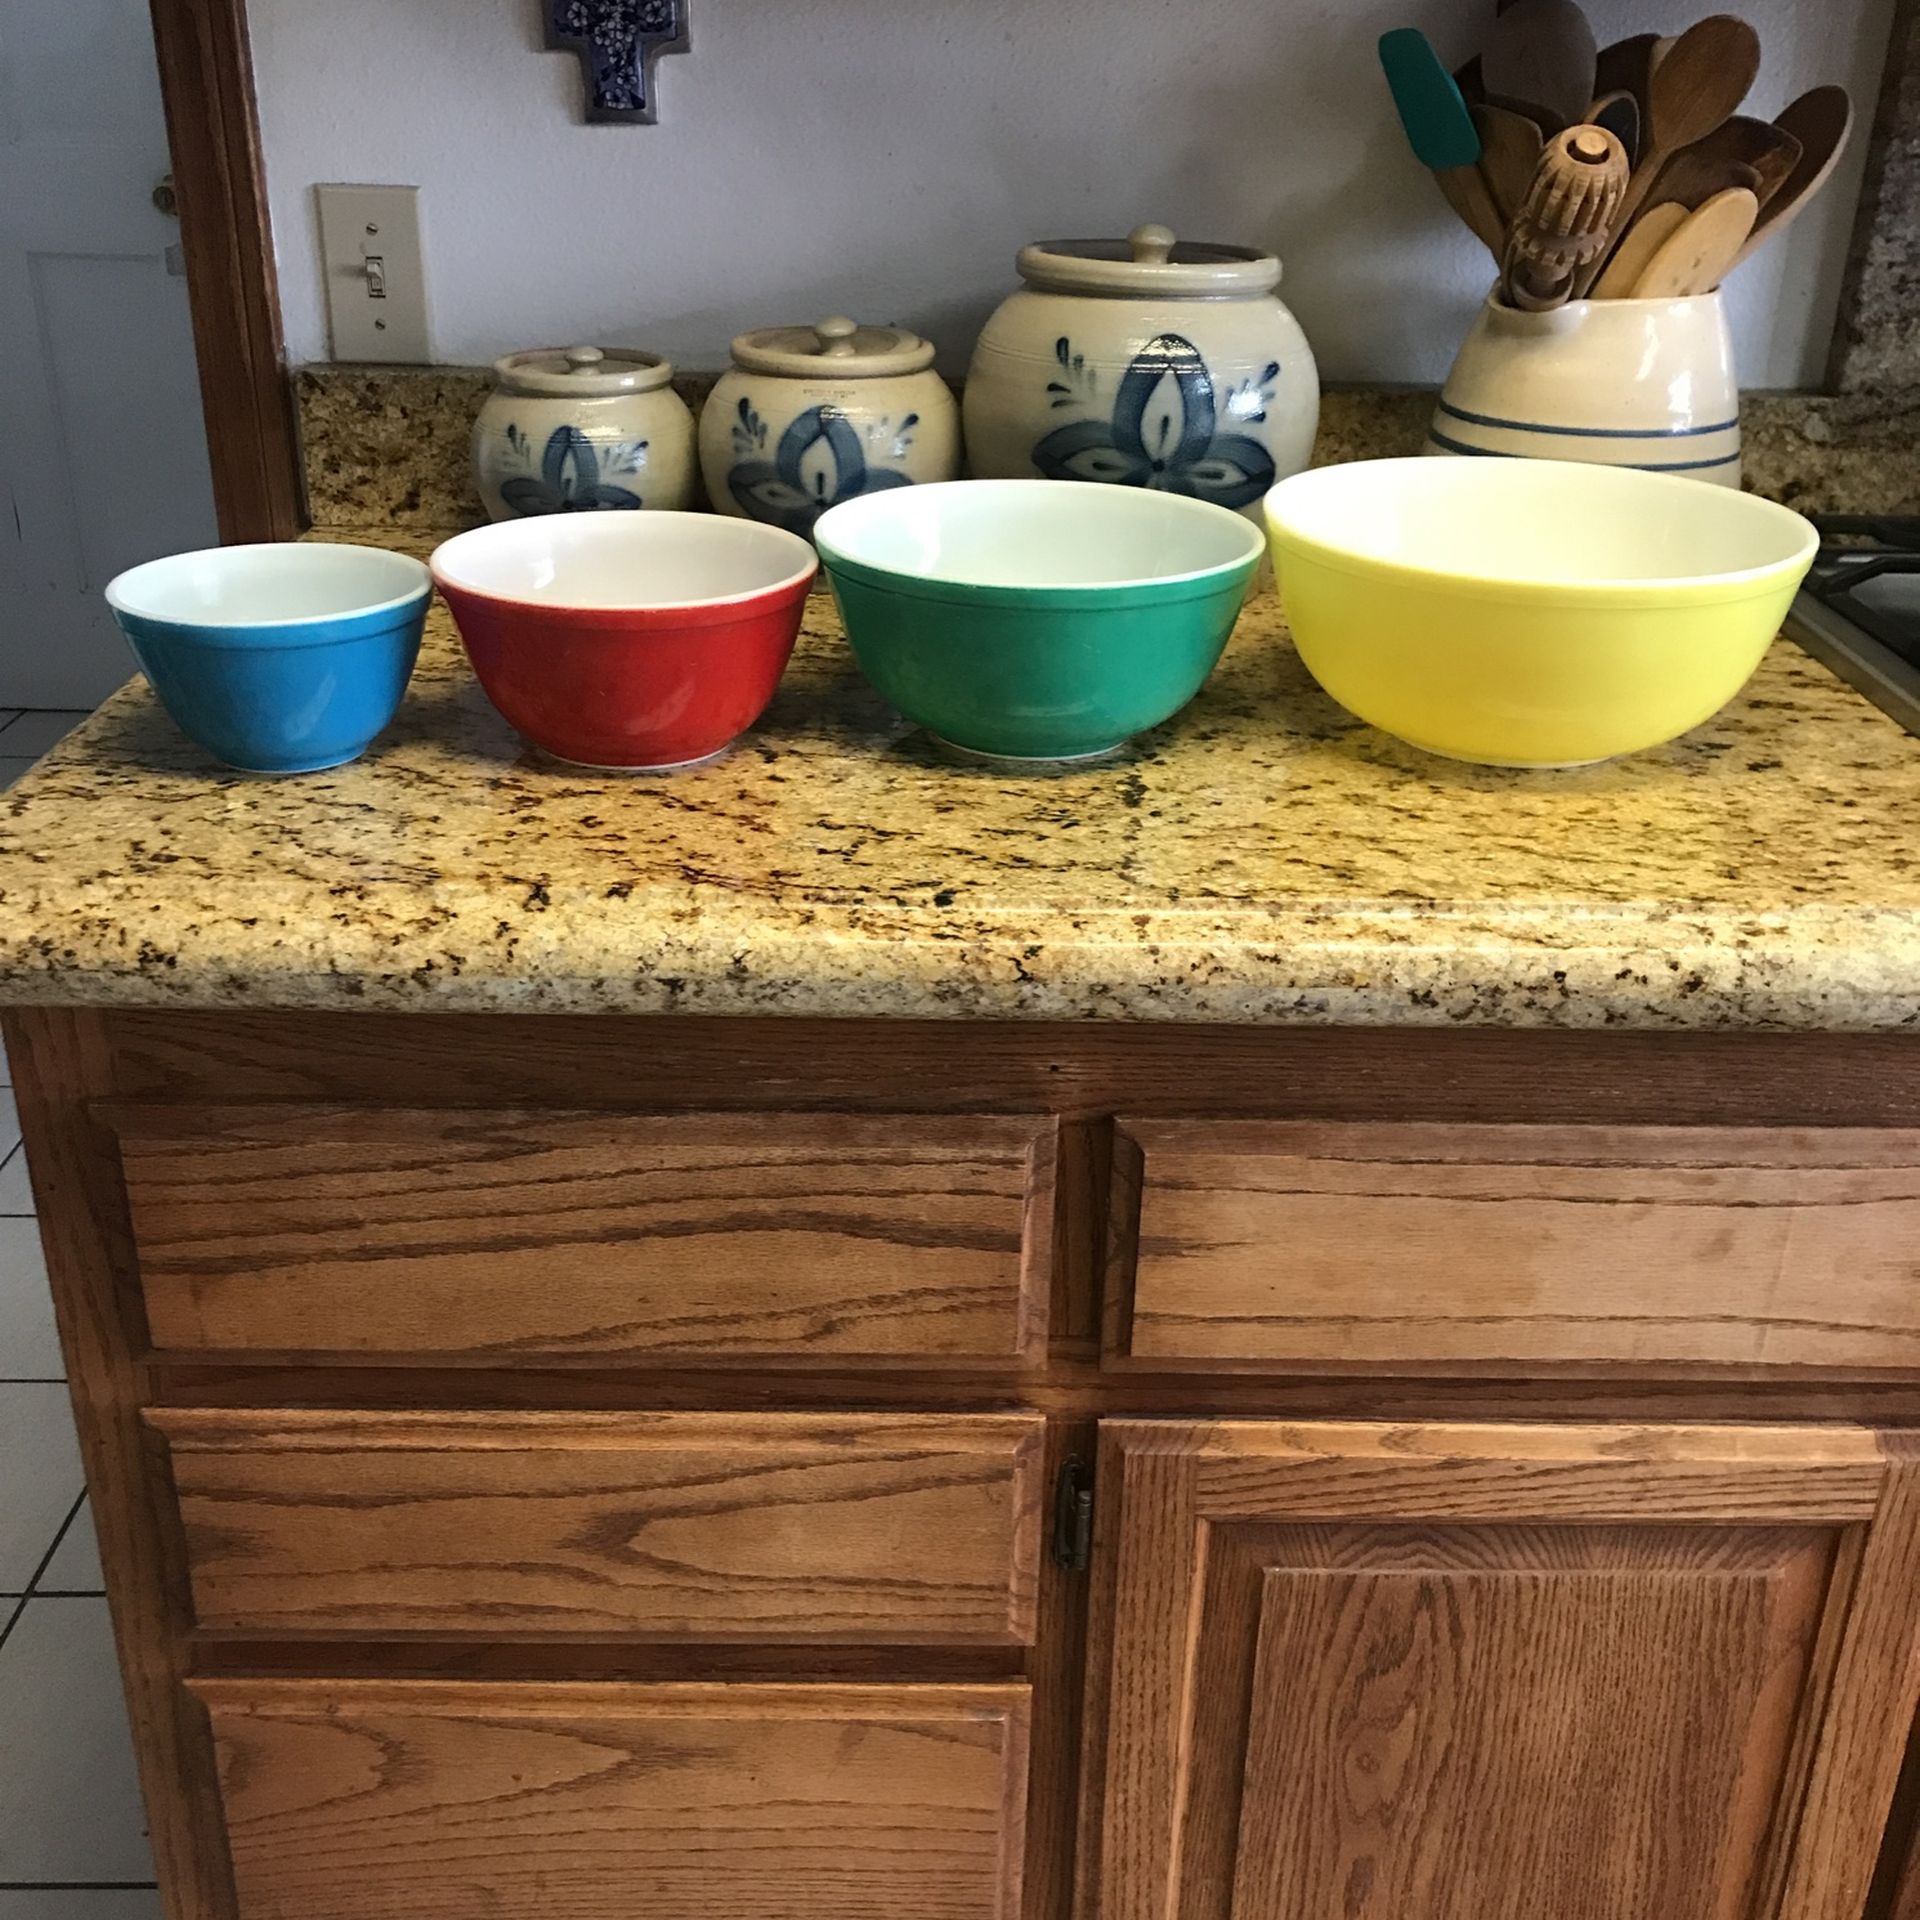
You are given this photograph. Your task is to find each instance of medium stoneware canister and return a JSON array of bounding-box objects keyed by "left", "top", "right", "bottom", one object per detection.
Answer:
[
  {"left": 700, "top": 317, "right": 961, "bottom": 542},
  {"left": 472, "top": 345, "right": 698, "bottom": 521},
  {"left": 963, "top": 223, "right": 1320, "bottom": 518},
  {"left": 1429, "top": 291, "right": 1741, "bottom": 486}
]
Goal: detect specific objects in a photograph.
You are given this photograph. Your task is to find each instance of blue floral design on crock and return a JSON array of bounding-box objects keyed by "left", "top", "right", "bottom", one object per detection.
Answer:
[
  {"left": 1032, "top": 332, "right": 1276, "bottom": 510},
  {"left": 728, "top": 402, "right": 913, "bottom": 537},
  {"left": 497, "top": 424, "right": 645, "bottom": 515}
]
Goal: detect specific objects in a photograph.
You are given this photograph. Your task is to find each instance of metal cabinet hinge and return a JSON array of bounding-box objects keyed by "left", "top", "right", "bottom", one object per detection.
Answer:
[{"left": 1052, "top": 1457, "right": 1095, "bottom": 1572}]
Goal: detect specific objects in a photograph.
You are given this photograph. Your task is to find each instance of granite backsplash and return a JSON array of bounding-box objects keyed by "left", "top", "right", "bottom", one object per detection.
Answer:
[{"left": 295, "top": 364, "right": 1920, "bottom": 533}]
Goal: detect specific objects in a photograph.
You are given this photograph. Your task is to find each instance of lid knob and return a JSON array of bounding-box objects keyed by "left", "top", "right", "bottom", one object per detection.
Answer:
[
  {"left": 813, "top": 316, "right": 861, "bottom": 358},
  {"left": 563, "top": 346, "right": 606, "bottom": 375},
  {"left": 1128, "top": 223, "right": 1177, "bottom": 264}
]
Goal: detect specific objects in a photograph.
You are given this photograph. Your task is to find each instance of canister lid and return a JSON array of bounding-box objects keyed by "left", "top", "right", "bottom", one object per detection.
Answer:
[
  {"left": 492, "top": 345, "right": 676, "bottom": 397},
  {"left": 728, "top": 315, "right": 937, "bottom": 379},
  {"left": 1017, "top": 223, "right": 1281, "bottom": 297}
]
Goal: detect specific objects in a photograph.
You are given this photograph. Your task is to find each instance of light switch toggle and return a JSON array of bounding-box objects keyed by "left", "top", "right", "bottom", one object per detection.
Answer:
[{"left": 364, "top": 254, "right": 387, "bottom": 298}]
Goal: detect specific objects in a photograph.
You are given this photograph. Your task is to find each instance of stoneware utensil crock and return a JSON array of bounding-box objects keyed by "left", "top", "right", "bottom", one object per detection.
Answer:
[
  {"left": 963, "top": 223, "right": 1320, "bottom": 519},
  {"left": 1430, "top": 290, "right": 1740, "bottom": 485},
  {"left": 472, "top": 345, "right": 697, "bottom": 522},
  {"left": 105, "top": 543, "right": 431, "bottom": 774},
  {"left": 699, "top": 317, "right": 961, "bottom": 543}
]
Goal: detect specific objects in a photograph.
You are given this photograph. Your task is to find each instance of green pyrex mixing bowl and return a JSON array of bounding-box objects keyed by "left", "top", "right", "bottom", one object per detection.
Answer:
[{"left": 813, "top": 481, "right": 1264, "bottom": 762}]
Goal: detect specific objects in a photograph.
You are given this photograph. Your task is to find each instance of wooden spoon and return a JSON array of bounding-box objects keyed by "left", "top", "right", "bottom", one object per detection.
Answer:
[
  {"left": 1649, "top": 116, "right": 1803, "bottom": 217},
  {"left": 1592, "top": 33, "right": 1662, "bottom": 112},
  {"left": 1590, "top": 201, "right": 1688, "bottom": 297},
  {"left": 1473, "top": 101, "right": 1546, "bottom": 227},
  {"left": 1483, "top": 0, "right": 1598, "bottom": 134},
  {"left": 1378, "top": 28, "right": 1505, "bottom": 257},
  {"left": 1630, "top": 186, "right": 1760, "bottom": 298},
  {"left": 1576, "top": 15, "right": 1762, "bottom": 294},
  {"left": 1732, "top": 84, "right": 1855, "bottom": 266}
]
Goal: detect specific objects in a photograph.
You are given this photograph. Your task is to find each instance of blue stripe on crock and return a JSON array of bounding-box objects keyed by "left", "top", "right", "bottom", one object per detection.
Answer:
[
  {"left": 1425, "top": 429, "right": 1742, "bottom": 472},
  {"left": 1435, "top": 398, "right": 1741, "bottom": 439}
]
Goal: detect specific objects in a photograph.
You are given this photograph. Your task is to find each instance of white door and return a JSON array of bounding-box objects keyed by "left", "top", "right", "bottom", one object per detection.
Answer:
[{"left": 0, "top": 0, "right": 218, "bottom": 707}]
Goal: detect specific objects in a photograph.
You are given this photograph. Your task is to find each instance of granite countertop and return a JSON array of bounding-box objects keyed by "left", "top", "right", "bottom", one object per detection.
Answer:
[{"left": 1, "top": 525, "right": 1918, "bottom": 1030}]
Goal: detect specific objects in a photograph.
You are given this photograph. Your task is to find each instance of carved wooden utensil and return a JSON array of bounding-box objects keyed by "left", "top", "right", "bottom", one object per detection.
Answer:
[
  {"left": 1473, "top": 101, "right": 1547, "bottom": 227},
  {"left": 1589, "top": 201, "right": 1689, "bottom": 297},
  {"left": 1648, "top": 115, "right": 1804, "bottom": 217},
  {"left": 1591, "top": 32, "right": 1662, "bottom": 116},
  {"left": 1502, "top": 123, "right": 1630, "bottom": 310},
  {"left": 1629, "top": 185, "right": 1760, "bottom": 298},
  {"left": 1482, "top": 0, "right": 1598, "bottom": 133},
  {"left": 1575, "top": 14, "right": 1761, "bottom": 295},
  {"left": 1732, "top": 84, "right": 1855, "bottom": 266},
  {"left": 1589, "top": 89, "right": 1640, "bottom": 164}
]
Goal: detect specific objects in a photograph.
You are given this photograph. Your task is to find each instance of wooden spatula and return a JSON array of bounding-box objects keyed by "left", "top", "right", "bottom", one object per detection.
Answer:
[
  {"left": 1630, "top": 186, "right": 1760, "bottom": 297},
  {"left": 1576, "top": 15, "right": 1761, "bottom": 295},
  {"left": 1649, "top": 116, "right": 1804, "bottom": 217},
  {"left": 1732, "top": 84, "right": 1855, "bottom": 265},
  {"left": 1473, "top": 101, "right": 1546, "bottom": 226},
  {"left": 1589, "top": 202, "right": 1689, "bottom": 297},
  {"left": 1483, "top": 0, "right": 1598, "bottom": 133}
]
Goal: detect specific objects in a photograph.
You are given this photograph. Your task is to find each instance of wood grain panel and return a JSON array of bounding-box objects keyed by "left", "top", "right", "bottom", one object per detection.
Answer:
[
  {"left": 193, "top": 1679, "right": 1029, "bottom": 1920},
  {"left": 1113, "top": 1120, "right": 1920, "bottom": 1372},
  {"left": 1082, "top": 1420, "right": 1920, "bottom": 1920},
  {"left": 150, "top": 1409, "right": 1044, "bottom": 1643},
  {"left": 112, "top": 1105, "right": 1055, "bottom": 1363}
]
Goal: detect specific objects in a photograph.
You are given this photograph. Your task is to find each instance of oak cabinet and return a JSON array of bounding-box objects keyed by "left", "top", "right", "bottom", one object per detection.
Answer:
[
  {"left": 194, "top": 1679, "right": 1031, "bottom": 1920},
  {"left": 1080, "top": 1419, "right": 1920, "bottom": 1920}
]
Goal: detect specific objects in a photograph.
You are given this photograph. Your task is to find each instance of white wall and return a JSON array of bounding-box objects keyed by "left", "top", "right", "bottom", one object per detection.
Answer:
[{"left": 251, "top": 0, "right": 1895, "bottom": 387}]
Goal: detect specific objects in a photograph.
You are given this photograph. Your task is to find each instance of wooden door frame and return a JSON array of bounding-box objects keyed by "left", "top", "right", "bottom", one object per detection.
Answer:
[{"left": 147, "top": 0, "right": 307, "bottom": 542}]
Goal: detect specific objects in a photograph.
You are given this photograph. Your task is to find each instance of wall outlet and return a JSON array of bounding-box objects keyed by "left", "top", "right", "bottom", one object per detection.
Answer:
[{"left": 315, "top": 184, "right": 430, "bottom": 363}]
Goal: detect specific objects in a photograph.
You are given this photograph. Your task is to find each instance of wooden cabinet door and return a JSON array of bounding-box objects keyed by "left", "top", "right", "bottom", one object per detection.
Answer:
[
  {"left": 1082, "top": 1420, "right": 1920, "bottom": 1920},
  {"left": 193, "top": 1679, "right": 1029, "bottom": 1920}
]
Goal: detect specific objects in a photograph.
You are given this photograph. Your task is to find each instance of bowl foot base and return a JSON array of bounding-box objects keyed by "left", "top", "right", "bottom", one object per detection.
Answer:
[
  {"left": 927, "top": 733, "right": 1130, "bottom": 773},
  {"left": 215, "top": 749, "right": 368, "bottom": 776},
  {"left": 533, "top": 743, "right": 734, "bottom": 775}
]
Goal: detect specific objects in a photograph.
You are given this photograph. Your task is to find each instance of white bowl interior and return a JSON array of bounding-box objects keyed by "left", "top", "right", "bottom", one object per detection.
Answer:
[
  {"left": 432, "top": 513, "right": 814, "bottom": 608},
  {"left": 1268, "top": 458, "right": 1817, "bottom": 588},
  {"left": 818, "top": 481, "right": 1263, "bottom": 589},
  {"left": 106, "top": 543, "right": 428, "bottom": 626}
]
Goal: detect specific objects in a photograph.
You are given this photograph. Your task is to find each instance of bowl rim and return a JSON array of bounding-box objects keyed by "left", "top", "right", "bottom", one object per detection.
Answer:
[
  {"left": 104, "top": 542, "right": 432, "bottom": 629},
  {"left": 1263, "top": 457, "right": 1821, "bottom": 606},
  {"left": 429, "top": 511, "right": 818, "bottom": 614},
  {"left": 813, "top": 479, "right": 1266, "bottom": 601}
]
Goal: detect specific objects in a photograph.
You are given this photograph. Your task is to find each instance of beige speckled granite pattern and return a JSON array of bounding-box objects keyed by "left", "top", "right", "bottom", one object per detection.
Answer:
[
  {"left": 1, "top": 527, "right": 1918, "bottom": 1027},
  {"left": 297, "top": 368, "right": 1920, "bottom": 532}
]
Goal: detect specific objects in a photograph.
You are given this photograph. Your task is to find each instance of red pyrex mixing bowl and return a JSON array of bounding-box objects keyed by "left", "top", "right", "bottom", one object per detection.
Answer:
[{"left": 431, "top": 513, "right": 817, "bottom": 769}]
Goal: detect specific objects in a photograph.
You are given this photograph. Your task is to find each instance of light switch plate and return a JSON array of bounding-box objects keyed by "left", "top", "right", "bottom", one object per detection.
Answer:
[{"left": 315, "top": 184, "right": 430, "bottom": 363}]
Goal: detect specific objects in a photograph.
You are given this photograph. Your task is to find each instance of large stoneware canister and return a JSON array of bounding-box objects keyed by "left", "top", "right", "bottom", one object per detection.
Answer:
[
  {"left": 471, "top": 346, "right": 698, "bottom": 521},
  {"left": 1429, "top": 291, "right": 1741, "bottom": 486},
  {"left": 700, "top": 317, "right": 961, "bottom": 543},
  {"left": 964, "top": 223, "right": 1320, "bottom": 517}
]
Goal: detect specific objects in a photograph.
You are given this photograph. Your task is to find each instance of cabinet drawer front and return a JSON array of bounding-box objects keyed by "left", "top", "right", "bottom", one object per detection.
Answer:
[
  {"left": 111, "top": 1105, "right": 1054, "bottom": 1362},
  {"left": 1111, "top": 1120, "right": 1920, "bottom": 1371},
  {"left": 151, "top": 1410, "right": 1044, "bottom": 1643},
  {"left": 193, "top": 1679, "right": 1029, "bottom": 1920}
]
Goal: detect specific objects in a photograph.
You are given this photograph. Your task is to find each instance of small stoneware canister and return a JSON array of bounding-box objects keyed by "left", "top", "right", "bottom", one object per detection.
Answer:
[
  {"left": 472, "top": 345, "right": 698, "bottom": 521},
  {"left": 699, "top": 316, "right": 961, "bottom": 541},
  {"left": 963, "top": 223, "right": 1320, "bottom": 518},
  {"left": 1429, "top": 291, "right": 1741, "bottom": 487}
]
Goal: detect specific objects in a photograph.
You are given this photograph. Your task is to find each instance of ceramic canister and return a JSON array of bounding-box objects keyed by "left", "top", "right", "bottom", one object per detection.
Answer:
[
  {"left": 1429, "top": 291, "right": 1741, "bottom": 487},
  {"left": 472, "top": 345, "right": 698, "bottom": 522},
  {"left": 963, "top": 224, "right": 1320, "bottom": 519},
  {"left": 700, "top": 317, "right": 961, "bottom": 542}
]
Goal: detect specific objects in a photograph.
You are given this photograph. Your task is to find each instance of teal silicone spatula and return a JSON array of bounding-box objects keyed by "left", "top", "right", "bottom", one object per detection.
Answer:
[{"left": 1379, "top": 28, "right": 1506, "bottom": 257}]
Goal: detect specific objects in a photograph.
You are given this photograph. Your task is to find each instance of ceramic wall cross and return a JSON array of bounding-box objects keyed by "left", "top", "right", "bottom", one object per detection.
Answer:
[{"left": 547, "top": 0, "right": 689, "bottom": 123}]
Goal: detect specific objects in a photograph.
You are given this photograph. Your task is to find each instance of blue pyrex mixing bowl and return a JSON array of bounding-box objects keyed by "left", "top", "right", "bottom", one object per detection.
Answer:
[{"left": 104, "top": 543, "right": 432, "bottom": 774}]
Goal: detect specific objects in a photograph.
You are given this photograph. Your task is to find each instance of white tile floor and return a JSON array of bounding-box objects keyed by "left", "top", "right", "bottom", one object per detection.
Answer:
[{"left": 0, "top": 711, "right": 158, "bottom": 1905}]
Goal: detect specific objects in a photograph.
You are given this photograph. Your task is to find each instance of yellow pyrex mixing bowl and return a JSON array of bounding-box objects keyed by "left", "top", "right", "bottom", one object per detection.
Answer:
[{"left": 1263, "top": 457, "right": 1820, "bottom": 766}]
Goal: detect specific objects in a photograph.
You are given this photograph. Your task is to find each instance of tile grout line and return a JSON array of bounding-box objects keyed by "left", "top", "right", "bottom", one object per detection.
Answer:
[{"left": 0, "top": 1492, "right": 84, "bottom": 1654}]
